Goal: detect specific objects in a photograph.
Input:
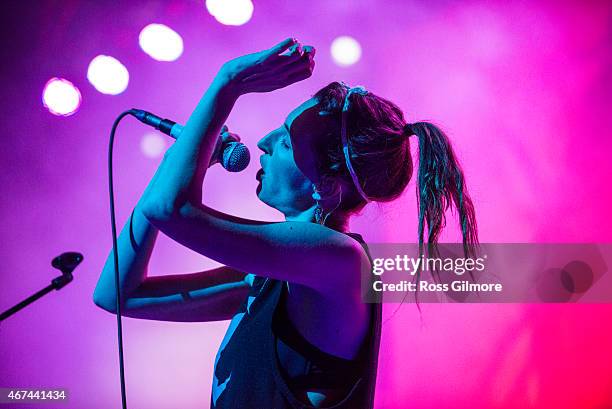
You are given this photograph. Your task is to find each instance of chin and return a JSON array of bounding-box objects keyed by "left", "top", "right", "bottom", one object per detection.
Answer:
[{"left": 255, "top": 188, "right": 271, "bottom": 206}]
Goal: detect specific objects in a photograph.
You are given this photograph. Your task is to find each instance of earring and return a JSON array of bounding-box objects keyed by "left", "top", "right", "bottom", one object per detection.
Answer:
[
  {"left": 312, "top": 185, "right": 324, "bottom": 224},
  {"left": 312, "top": 184, "right": 322, "bottom": 201},
  {"left": 314, "top": 206, "right": 324, "bottom": 224}
]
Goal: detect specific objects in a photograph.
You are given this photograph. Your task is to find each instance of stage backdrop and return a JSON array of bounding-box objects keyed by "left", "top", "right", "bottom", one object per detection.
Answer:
[{"left": 1, "top": 1, "right": 611, "bottom": 408}]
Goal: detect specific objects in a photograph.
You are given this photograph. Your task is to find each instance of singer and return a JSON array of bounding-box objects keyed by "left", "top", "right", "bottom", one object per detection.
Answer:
[{"left": 93, "top": 38, "right": 478, "bottom": 409}]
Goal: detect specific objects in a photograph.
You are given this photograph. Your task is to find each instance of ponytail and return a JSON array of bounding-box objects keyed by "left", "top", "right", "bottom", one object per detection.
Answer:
[{"left": 410, "top": 122, "right": 479, "bottom": 262}]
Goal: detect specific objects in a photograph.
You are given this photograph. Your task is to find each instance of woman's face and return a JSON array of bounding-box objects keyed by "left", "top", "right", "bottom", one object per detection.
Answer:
[{"left": 256, "top": 98, "right": 319, "bottom": 216}]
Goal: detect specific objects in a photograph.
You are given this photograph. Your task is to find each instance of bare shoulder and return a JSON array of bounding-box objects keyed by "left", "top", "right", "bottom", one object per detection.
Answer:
[
  {"left": 290, "top": 224, "right": 370, "bottom": 295},
  {"left": 143, "top": 199, "right": 368, "bottom": 295},
  {"left": 283, "top": 231, "right": 372, "bottom": 358}
]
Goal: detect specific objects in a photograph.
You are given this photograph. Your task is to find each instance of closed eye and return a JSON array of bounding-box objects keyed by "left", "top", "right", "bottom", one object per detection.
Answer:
[{"left": 281, "top": 136, "right": 291, "bottom": 148}]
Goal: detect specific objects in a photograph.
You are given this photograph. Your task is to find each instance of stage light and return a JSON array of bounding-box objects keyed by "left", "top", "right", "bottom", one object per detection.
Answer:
[
  {"left": 140, "top": 132, "right": 167, "bottom": 158},
  {"left": 330, "top": 36, "right": 362, "bottom": 67},
  {"left": 87, "top": 55, "right": 129, "bottom": 95},
  {"left": 205, "top": 0, "right": 253, "bottom": 26},
  {"left": 42, "top": 78, "right": 82, "bottom": 116},
  {"left": 139, "top": 24, "right": 183, "bottom": 62}
]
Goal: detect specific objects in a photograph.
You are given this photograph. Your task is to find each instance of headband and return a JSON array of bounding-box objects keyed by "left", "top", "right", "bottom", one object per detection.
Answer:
[
  {"left": 340, "top": 86, "right": 416, "bottom": 203},
  {"left": 340, "top": 85, "right": 371, "bottom": 203}
]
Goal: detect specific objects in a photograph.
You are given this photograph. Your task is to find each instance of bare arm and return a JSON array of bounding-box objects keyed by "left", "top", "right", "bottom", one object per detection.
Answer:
[
  {"left": 93, "top": 39, "right": 315, "bottom": 320},
  {"left": 93, "top": 199, "right": 250, "bottom": 322},
  {"left": 115, "top": 267, "right": 251, "bottom": 322},
  {"left": 94, "top": 205, "right": 157, "bottom": 308},
  {"left": 145, "top": 202, "right": 365, "bottom": 294},
  {"left": 139, "top": 38, "right": 310, "bottom": 216},
  {"left": 138, "top": 39, "right": 365, "bottom": 296}
]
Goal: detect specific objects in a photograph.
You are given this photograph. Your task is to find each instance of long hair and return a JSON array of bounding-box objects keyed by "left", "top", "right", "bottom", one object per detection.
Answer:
[{"left": 313, "top": 82, "right": 479, "bottom": 263}]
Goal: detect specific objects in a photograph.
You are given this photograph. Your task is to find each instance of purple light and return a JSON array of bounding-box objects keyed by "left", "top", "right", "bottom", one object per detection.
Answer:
[
  {"left": 41, "top": 77, "right": 82, "bottom": 116},
  {"left": 140, "top": 132, "right": 168, "bottom": 158},
  {"left": 330, "top": 36, "right": 362, "bottom": 67},
  {"left": 139, "top": 24, "right": 184, "bottom": 62},
  {"left": 87, "top": 55, "right": 129, "bottom": 95},
  {"left": 205, "top": 0, "right": 254, "bottom": 26}
]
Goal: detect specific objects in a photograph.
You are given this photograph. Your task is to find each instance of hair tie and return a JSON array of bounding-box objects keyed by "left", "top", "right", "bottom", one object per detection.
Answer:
[
  {"left": 340, "top": 85, "right": 370, "bottom": 203},
  {"left": 403, "top": 122, "right": 416, "bottom": 137}
]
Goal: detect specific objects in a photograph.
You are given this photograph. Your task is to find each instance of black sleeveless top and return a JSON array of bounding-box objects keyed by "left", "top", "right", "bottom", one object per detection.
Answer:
[{"left": 210, "top": 233, "right": 382, "bottom": 409}]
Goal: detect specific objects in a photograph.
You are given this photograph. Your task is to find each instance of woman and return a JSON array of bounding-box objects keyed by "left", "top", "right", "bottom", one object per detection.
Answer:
[{"left": 94, "top": 38, "right": 478, "bottom": 408}]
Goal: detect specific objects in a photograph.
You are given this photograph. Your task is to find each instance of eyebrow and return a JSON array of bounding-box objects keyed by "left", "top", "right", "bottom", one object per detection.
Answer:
[{"left": 282, "top": 121, "right": 290, "bottom": 134}]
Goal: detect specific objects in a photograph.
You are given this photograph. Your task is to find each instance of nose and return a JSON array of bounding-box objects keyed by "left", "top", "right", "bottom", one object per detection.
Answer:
[
  {"left": 257, "top": 131, "right": 275, "bottom": 154},
  {"left": 257, "top": 134, "right": 269, "bottom": 153}
]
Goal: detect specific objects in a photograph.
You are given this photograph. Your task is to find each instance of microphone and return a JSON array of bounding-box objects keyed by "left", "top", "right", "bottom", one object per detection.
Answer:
[{"left": 129, "top": 109, "right": 250, "bottom": 172}]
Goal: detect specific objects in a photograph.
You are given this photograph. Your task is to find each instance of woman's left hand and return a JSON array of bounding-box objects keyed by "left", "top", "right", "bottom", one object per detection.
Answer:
[
  {"left": 209, "top": 125, "right": 241, "bottom": 166},
  {"left": 218, "top": 38, "right": 316, "bottom": 95}
]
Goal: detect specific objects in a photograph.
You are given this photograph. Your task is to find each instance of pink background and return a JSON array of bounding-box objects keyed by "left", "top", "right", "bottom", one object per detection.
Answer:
[{"left": 1, "top": 1, "right": 611, "bottom": 408}]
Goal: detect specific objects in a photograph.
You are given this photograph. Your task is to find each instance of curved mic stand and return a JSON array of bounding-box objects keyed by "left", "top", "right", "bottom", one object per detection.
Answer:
[{"left": 0, "top": 252, "right": 83, "bottom": 322}]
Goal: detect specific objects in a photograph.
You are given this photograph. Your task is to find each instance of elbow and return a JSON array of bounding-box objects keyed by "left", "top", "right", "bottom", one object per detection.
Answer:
[
  {"left": 140, "top": 199, "right": 178, "bottom": 225},
  {"left": 92, "top": 287, "right": 125, "bottom": 314},
  {"left": 141, "top": 197, "right": 197, "bottom": 227},
  {"left": 93, "top": 291, "right": 116, "bottom": 314}
]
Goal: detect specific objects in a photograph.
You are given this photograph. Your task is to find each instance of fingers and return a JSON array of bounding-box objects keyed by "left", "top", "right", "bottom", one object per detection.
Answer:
[
  {"left": 266, "top": 44, "right": 315, "bottom": 74},
  {"left": 276, "top": 48, "right": 315, "bottom": 78},
  {"left": 239, "top": 39, "right": 315, "bottom": 93},
  {"left": 245, "top": 64, "right": 313, "bottom": 93},
  {"left": 220, "top": 126, "right": 241, "bottom": 143},
  {"left": 265, "top": 43, "right": 303, "bottom": 69},
  {"left": 266, "top": 38, "right": 316, "bottom": 66},
  {"left": 241, "top": 61, "right": 312, "bottom": 91},
  {"left": 242, "top": 44, "right": 313, "bottom": 83},
  {"left": 302, "top": 45, "right": 316, "bottom": 58},
  {"left": 281, "top": 55, "right": 314, "bottom": 79},
  {"left": 267, "top": 37, "right": 298, "bottom": 58},
  {"left": 285, "top": 43, "right": 303, "bottom": 56}
]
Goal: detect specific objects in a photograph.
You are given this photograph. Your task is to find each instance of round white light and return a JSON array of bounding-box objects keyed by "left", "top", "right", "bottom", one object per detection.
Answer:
[
  {"left": 42, "top": 78, "right": 82, "bottom": 116},
  {"left": 330, "top": 36, "right": 362, "bottom": 67},
  {"left": 139, "top": 24, "right": 184, "bottom": 62},
  {"left": 205, "top": 0, "right": 253, "bottom": 26},
  {"left": 87, "top": 55, "right": 129, "bottom": 95},
  {"left": 140, "top": 132, "right": 168, "bottom": 158}
]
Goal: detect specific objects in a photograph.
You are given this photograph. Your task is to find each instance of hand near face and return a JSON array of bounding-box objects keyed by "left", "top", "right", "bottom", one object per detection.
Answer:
[
  {"left": 219, "top": 38, "right": 316, "bottom": 95},
  {"left": 209, "top": 125, "right": 241, "bottom": 166}
]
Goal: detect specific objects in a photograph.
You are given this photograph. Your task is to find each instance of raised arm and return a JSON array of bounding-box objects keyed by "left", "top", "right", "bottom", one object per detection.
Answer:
[
  {"left": 93, "top": 39, "right": 310, "bottom": 320},
  {"left": 138, "top": 37, "right": 305, "bottom": 213},
  {"left": 139, "top": 39, "right": 367, "bottom": 295}
]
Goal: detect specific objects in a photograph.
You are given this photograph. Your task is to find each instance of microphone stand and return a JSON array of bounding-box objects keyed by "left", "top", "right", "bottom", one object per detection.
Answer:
[{"left": 0, "top": 252, "right": 83, "bottom": 322}]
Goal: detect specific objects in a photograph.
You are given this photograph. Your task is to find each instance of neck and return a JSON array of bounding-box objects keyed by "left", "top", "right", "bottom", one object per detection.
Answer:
[{"left": 284, "top": 204, "right": 350, "bottom": 233}]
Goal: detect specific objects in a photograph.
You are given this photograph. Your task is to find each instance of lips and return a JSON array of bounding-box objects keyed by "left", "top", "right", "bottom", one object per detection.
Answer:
[{"left": 256, "top": 168, "right": 265, "bottom": 180}]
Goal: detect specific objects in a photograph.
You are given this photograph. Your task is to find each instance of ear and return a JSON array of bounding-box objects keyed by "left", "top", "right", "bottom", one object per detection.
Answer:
[
  {"left": 312, "top": 191, "right": 322, "bottom": 201},
  {"left": 311, "top": 185, "right": 322, "bottom": 201}
]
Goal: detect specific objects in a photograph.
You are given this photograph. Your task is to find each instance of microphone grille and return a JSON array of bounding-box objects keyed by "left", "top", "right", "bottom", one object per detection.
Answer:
[{"left": 222, "top": 142, "right": 250, "bottom": 172}]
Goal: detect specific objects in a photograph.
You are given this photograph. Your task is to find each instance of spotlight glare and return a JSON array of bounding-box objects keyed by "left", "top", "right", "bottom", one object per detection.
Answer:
[
  {"left": 140, "top": 132, "right": 167, "bottom": 158},
  {"left": 205, "top": 0, "right": 253, "bottom": 26},
  {"left": 87, "top": 55, "right": 129, "bottom": 95},
  {"left": 330, "top": 36, "right": 362, "bottom": 67},
  {"left": 42, "top": 78, "right": 82, "bottom": 116},
  {"left": 139, "top": 24, "right": 183, "bottom": 62}
]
